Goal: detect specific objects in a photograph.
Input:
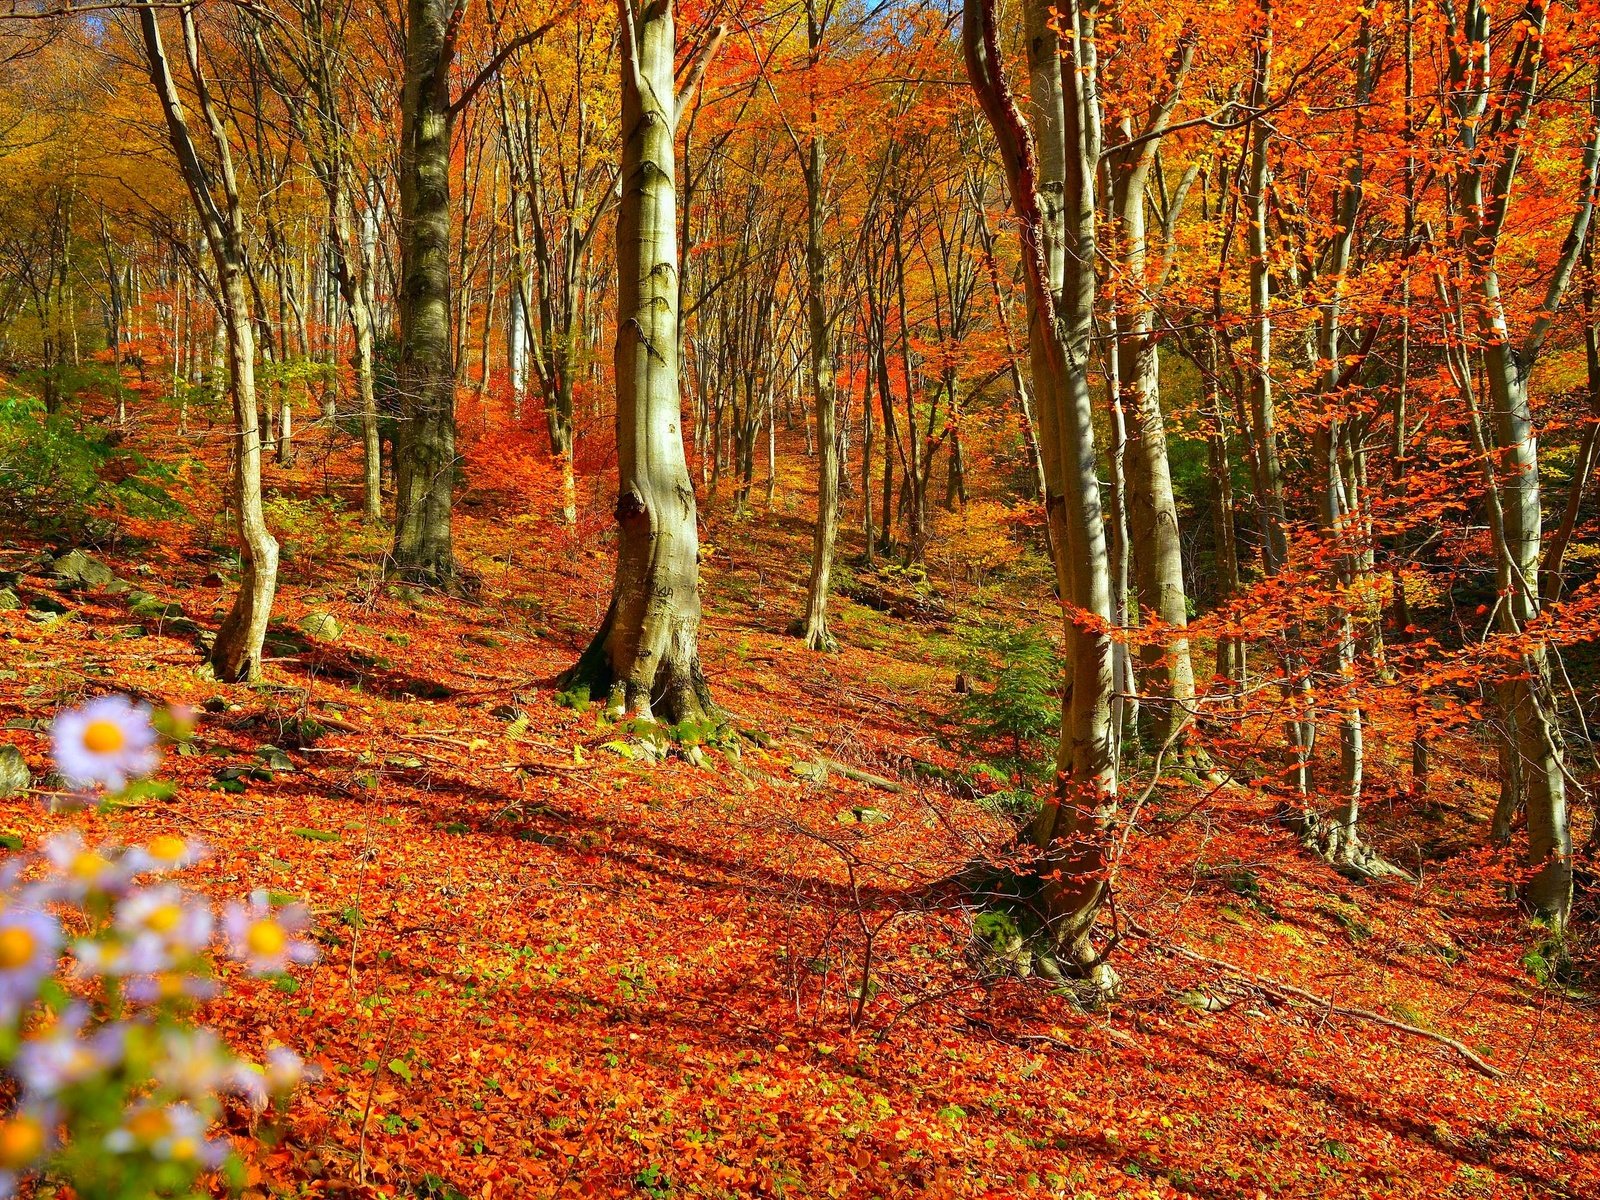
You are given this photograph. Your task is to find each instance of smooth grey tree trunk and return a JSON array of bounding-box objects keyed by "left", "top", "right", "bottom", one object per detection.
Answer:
[
  {"left": 1240, "top": 7, "right": 1316, "bottom": 795},
  {"left": 561, "top": 0, "right": 721, "bottom": 727},
  {"left": 140, "top": 6, "right": 278, "bottom": 682},
  {"left": 799, "top": 124, "right": 841, "bottom": 651},
  {"left": 1444, "top": 1, "right": 1598, "bottom": 926},
  {"left": 1105, "top": 31, "right": 1200, "bottom": 763},
  {"left": 967, "top": 0, "right": 1119, "bottom": 995}
]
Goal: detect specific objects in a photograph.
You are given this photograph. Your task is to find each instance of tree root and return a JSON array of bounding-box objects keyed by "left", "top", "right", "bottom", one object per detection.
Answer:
[
  {"left": 964, "top": 863, "right": 1122, "bottom": 1005},
  {"left": 1283, "top": 805, "right": 1414, "bottom": 882}
]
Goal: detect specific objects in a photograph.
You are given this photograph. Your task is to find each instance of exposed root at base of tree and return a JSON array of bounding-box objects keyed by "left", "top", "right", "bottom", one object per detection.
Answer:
[
  {"left": 1129, "top": 920, "right": 1506, "bottom": 1080},
  {"left": 787, "top": 616, "right": 839, "bottom": 653},
  {"left": 558, "top": 627, "right": 724, "bottom": 763},
  {"left": 1282, "top": 805, "right": 1415, "bottom": 882},
  {"left": 961, "top": 862, "right": 1122, "bottom": 1005},
  {"left": 382, "top": 556, "right": 481, "bottom": 598}
]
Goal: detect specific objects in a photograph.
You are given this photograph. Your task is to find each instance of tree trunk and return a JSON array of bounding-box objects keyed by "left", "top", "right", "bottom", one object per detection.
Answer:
[
  {"left": 139, "top": 5, "right": 279, "bottom": 683},
  {"left": 799, "top": 117, "right": 840, "bottom": 651},
  {"left": 1442, "top": 3, "right": 1595, "bottom": 926},
  {"left": 391, "top": 0, "right": 459, "bottom": 585},
  {"left": 561, "top": 0, "right": 720, "bottom": 728},
  {"left": 967, "top": 0, "right": 1119, "bottom": 994}
]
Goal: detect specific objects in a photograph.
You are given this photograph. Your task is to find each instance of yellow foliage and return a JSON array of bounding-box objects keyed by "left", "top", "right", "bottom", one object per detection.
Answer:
[{"left": 928, "top": 501, "right": 1027, "bottom": 582}]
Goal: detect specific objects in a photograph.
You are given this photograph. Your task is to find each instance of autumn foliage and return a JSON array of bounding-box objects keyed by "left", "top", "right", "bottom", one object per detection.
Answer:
[{"left": 1, "top": 0, "right": 1600, "bottom": 1195}]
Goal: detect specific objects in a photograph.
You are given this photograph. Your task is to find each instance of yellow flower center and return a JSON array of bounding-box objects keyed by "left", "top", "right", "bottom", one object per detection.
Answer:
[
  {"left": 145, "top": 904, "right": 182, "bottom": 934},
  {"left": 156, "top": 971, "right": 186, "bottom": 998},
  {"left": 247, "top": 919, "right": 287, "bottom": 958},
  {"left": 71, "top": 851, "right": 109, "bottom": 880},
  {"left": 126, "top": 1107, "right": 170, "bottom": 1142},
  {"left": 82, "top": 720, "right": 126, "bottom": 754},
  {"left": 0, "top": 1113, "right": 45, "bottom": 1169},
  {"left": 147, "top": 835, "right": 186, "bottom": 863},
  {"left": 0, "top": 925, "right": 36, "bottom": 970},
  {"left": 169, "top": 1135, "right": 198, "bottom": 1162}
]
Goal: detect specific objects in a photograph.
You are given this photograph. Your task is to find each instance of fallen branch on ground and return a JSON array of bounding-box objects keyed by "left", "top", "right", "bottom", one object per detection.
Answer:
[{"left": 1130, "top": 919, "right": 1505, "bottom": 1080}]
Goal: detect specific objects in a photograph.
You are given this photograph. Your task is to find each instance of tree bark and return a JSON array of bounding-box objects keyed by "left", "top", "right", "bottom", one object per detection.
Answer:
[
  {"left": 391, "top": 0, "right": 460, "bottom": 584},
  {"left": 966, "top": 0, "right": 1119, "bottom": 994},
  {"left": 139, "top": 5, "right": 279, "bottom": 682},
  {"left": 798, "top": 80, "right": 841, "bottom": 650},
  {"left": 1443, "top": 3, "right": 1597, "bottom": 926},
  {"left": 561, "top": 1, "right": 722, "bottom": 727}
]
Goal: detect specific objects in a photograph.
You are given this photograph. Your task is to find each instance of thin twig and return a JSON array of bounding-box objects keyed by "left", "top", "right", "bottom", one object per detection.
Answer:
[{"left": 1130, "top": 921, "right": 1506, "bottom": 1079}]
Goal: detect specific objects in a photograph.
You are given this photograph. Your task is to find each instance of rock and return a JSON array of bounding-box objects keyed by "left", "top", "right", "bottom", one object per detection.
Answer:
[
  {"left": 0, "top": 588, "right": 20, "bottom": 612},
  {"left": 0, "top": 745, "right": 31, "bottom": 797},
  {"left": 51, "top": 549, "right": 116, "bottom": 590},
  {"left": 126, "top": 591, "right": 184, "bottom": 620},
  {"left": 297, "top": 611, "right": 341, "bottom": 644},
  {"left": 256, "top": 745, "right": 295, "bottom": 773}
]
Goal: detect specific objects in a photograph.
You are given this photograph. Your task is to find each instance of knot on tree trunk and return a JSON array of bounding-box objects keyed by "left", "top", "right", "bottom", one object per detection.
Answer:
[{"left": 615, "top": 489, "right": 649, "bottom": 525}]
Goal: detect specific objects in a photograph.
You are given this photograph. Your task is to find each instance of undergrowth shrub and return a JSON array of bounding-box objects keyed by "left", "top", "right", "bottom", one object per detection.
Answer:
[
  {"left": 951, "top": 621, "right": 1062, "bottom": 817},
  {"left": 0, "top": 391, "right": 178, "bottom": 540},
  {"left": 261, "top": 492, "right": 354, "bottom": 576},
  {"left": 927, "top": 500, "right": 1027, "bottom": 585}
]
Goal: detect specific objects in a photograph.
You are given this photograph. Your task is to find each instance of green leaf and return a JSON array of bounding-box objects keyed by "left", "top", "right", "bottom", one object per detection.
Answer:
[
  {"left": 388, "top": 1057, "right": 414, "bottom": 1082},
  {"left": 289, "top": 826, "right": 340, "bottom": 842},
  {"left": 121, "top": 778, "right": 177, "bottom": 802}
]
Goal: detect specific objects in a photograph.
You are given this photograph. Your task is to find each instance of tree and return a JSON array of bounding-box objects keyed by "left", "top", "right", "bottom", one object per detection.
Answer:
[
  {"left": 559, "top": 0, "right": 723, "bottom": 727},
  {"left": 253, "top": 0, "right": 385, "bottom": 523},
  {"left": 965, "top": 0, "right": 1119, "bottom": 993},
  {"left": 1438, "top": 0, "right": 1600, "bottom": 926},
  {"left": 137, "top": 4, "right": 278, "bottom": 682},
  {"left": 390, "top": 0, "right": 543, "bottom": 581},
  {"left": 389, "top": 0, "right": 463, "bottom": 582}
]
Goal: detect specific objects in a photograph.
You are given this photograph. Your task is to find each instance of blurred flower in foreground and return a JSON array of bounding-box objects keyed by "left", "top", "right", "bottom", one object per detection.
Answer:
[
  {"left": 0, "top": 906, "right": 60, "bottom": 1025},
  {"left": 125, "top": 834, "right": 207, "bottom": 874},
  {"left": 116, "top": 884, "right": 215, "bottom": 955},
  {"left": 0, "top": 1104, "right": 55, "bottom": 1196},
  {"left": 231, "top": 1045, "right": 308, "bottom": 1112},
  {"left": 39, "top": 830, "right": 133, "bottom": 901},
  {"left": 223, "top": 890, "right": 318, "bottom": 975},
  {"left": 104, "top": 1101, "right": 228, "bottom": 1167},
  {"left": 12, "top": 1004, "right": 124, "bottom": 1098},
  {"left": 50, "top": 695, "right": 158, "bottom": 793},
  {"left": 2, "top": 698, "right": 311, "bottom": 1197}
]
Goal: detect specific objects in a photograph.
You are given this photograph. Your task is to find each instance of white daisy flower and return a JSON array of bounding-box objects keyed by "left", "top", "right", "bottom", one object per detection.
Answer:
[
  {"left": 116, "top": 884, "right": 214, "bottom": 954},
  {"left": 124, "top": 834, "right": 208, "bottom": 875},
  {"left": 12, "top": 1004, "right": 123, "bottom": 1098},
  {"left": 152, "top": 1028, "right": 233, "bottom": 1101},
  {"left": 0, "top": 905, "right": 61, "bottom": 1025},
  {"left": 105, "top": 1101, "right": 227, "bottom": 1167},
  {"left": 51, "top": 695, "right": 159, "bottom": 793},
  {"left": 39, "top": 831, "right": 135, "bottom": 901},
  {"left": 231, "top": 1045, "right": 309, "bottom": 1111},
  {"left": 222, "top": 890, "right": 318, "bottom": 976}
]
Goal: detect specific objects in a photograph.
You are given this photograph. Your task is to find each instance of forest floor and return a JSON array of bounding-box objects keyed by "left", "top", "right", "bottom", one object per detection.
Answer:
[{"left": 2, "top": 384, "right": 1599, "bottom": 1200}]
